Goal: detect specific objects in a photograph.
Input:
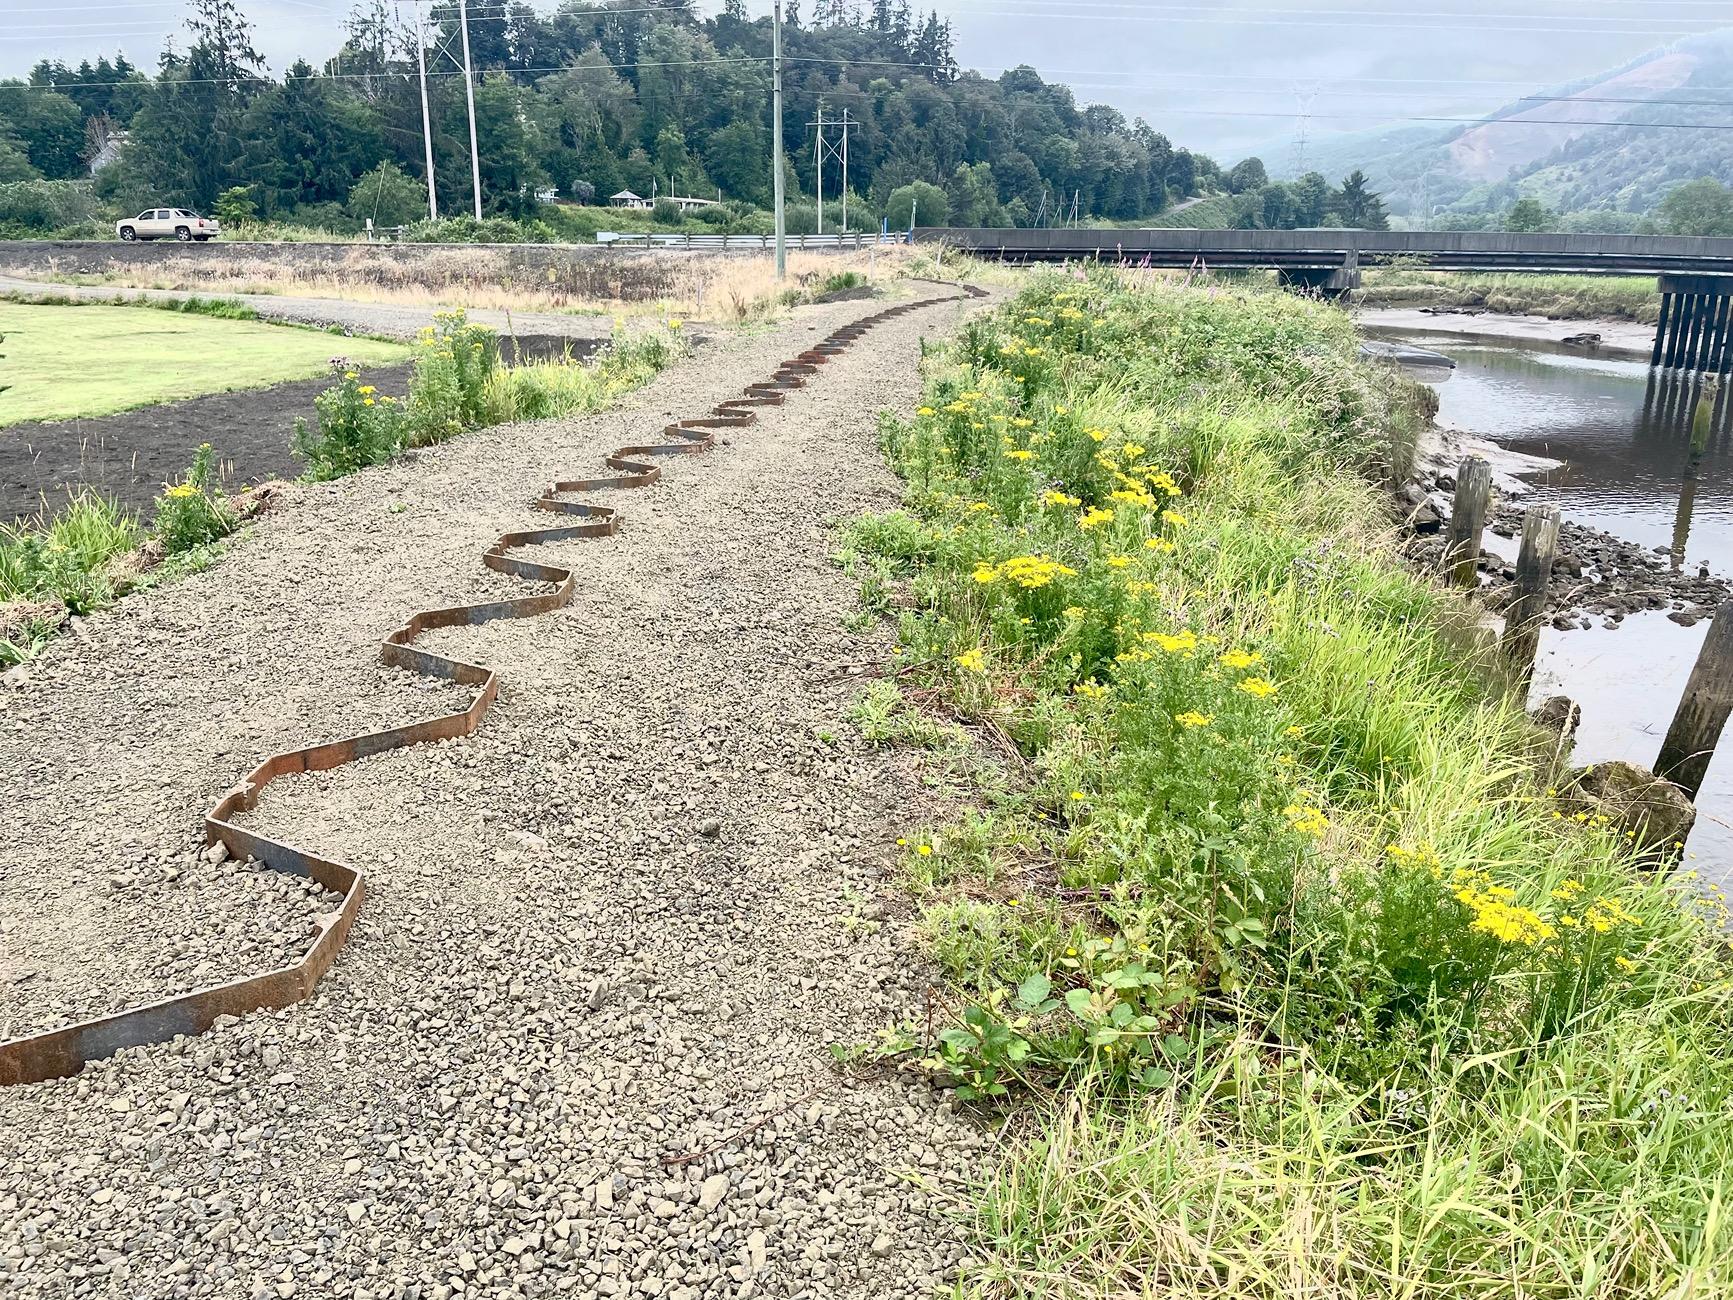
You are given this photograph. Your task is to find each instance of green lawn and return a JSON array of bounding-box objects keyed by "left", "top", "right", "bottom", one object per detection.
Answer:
[{"left": 0, "top": 303, "right": 408, "bottom": 426}]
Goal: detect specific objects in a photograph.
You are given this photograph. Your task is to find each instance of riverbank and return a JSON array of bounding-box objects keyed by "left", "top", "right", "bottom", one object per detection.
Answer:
[
  {"left": 846, "top": 271, "right": 1733, "bottom": 1297},
  {"left": 1359, "top": 305, "right": 1654, "bottom": 359},
  {"left": 1358, "top": 270, "right": 1662, "bottom": 326}
]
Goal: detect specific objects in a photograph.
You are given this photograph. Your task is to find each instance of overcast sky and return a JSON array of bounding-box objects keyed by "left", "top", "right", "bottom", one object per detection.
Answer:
[{"left": 4, "top": 0, "right": 1724, "bottom": 162}]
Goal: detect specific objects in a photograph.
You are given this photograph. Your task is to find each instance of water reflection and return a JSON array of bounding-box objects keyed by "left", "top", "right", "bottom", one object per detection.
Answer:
[
  {"left": 1377, "top": 330, "right": 1733, "bottom": 885},
  {"left": 1379, "top": 331, "right": 1733, "bottom": 560}
]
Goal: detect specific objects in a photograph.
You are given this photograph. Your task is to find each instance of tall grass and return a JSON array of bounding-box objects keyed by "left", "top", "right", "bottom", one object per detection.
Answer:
[
  {"left": 847, "top": 270, "right": 1733, "bottom": 1297},
  {"left": 481, "top": 330, "right": 678, "bottom": 423},
  {"left": 294, "top": 313, "right": 685, "bottom": 479},
  {"left": 17, "top": 245, "right": 924, "bottom": 321},
  {"left": 1360, "top": 270, "right": 1662, "bottom": 323},
  {"left": 0, "top": 491, "right": 141, "bottom": 615}
]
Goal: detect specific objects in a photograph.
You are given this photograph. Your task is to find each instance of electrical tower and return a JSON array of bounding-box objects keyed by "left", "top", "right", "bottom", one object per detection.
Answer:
[{"left": 807, "top": 105, "right": 859, "bottom": 234}]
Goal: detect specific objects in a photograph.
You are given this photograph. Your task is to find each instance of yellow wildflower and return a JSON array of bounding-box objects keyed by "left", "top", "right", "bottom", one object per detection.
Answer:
[
  {"left": 1238, "top": 677, "right": 1278, "bottom": 700},
  {"left": 1219, "top": 649, "right": 1262, "bottom": 671},
  {"left": 1162, "top": 509, "right": 1189, "bottom": 528},
  {"left": 1078, "top": 506, "right": 1114, "bottom": 530},
  {"left": 1174, "top": 711, "right": 1212, "bottom": 729},
  {"left": 1107, "top": 554, "right": 1132, "bottom": 569},
  {"left": 954, "top": 648, "right": 986, "bottom": 673},
  {"left": 1145, "top": 629, "right": 1198, "bottom": 655},
  {"left": 1283, "top": 804, "right": 1330, "bottom": 837}
]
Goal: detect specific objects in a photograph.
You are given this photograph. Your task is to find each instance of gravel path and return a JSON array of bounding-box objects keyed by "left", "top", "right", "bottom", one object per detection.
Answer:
[
  {"left": 0, "top": 274, "right": 611, "bottom": 344},
  {"left": 0, "top": 287, "right": 992, "bottom": 1297}
]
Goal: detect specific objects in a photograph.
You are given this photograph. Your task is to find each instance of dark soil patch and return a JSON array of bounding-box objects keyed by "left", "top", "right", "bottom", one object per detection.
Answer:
[
  {"left": 1, "top": 361, "right": 408, "bottom": 524},
  {"left": 1, "top": 335, "right": 600, "bottom": 524}
]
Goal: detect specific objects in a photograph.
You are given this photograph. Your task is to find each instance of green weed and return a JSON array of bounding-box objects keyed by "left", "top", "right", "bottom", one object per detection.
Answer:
[
  {"left": 153, "top": 443, "right": 238, "bottom": 554},
  {"left": 854, "top": 269, "right": 1733, "bottom": 1298}
]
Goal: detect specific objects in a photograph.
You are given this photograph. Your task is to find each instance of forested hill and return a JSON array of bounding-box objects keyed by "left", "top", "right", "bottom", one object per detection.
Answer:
[
  {"left": 3, "top": 0, "right": 1219, "bottom": 230},
  {"left": 1289, "top": 29, "right": 1733, "bottom": 227}
]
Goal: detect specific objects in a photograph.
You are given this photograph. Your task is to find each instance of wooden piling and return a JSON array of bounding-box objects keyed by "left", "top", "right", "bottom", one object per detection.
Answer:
[
  {"left": 1667, "top": 294, "right": 1695, "bottom": 370},
  {"left": 1708, "top": 296, "right": 1733, "bottom": 374},
  {"left": 1651, "top": 291, "right": 1673, "bottom": 369},
  {"left": 1657, "top": 600, "right": 1733, "bottom": 797},
  {"left": 1502, "top": 504, "right": 1560, "bottom": 673},
  {"left": 1444, "top": 455, "right": 1493, "bottom": 588}
]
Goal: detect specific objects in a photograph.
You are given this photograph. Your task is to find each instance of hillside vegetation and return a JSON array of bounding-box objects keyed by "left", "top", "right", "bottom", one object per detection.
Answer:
[
  {"left": 1282, "top": 30, "right": 1733, "bottom": 229},
  {"left": 2, "top": 0, "right": 1222, "bottom": 241}
]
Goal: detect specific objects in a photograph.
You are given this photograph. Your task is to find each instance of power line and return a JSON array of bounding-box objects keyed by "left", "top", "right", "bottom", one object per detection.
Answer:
[{"left": 12, "top": 20, "right": 1733, "bottom": 139}]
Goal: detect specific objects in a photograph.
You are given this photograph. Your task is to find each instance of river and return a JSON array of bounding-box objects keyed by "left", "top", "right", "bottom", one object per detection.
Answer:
[{"left": 1372, "top": 326, "right": 1733, "bottom": 882}]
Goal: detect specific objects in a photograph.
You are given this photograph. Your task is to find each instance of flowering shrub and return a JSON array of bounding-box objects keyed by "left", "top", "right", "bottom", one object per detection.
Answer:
[
  {"left": 849, "top": 267, "right": 1733, "bottom": 1300},
  {"left": 152, "top": 443, "right": 237, "bottom": 554},
  {"left": 853, "top": 270, "right": 1723, "bottom": 1088},
  {"left": 293, "top": 365, "right": 406, "bottom": 481},
  {"left": 406, "top": 310, "right": 499, "bottom": 446}
]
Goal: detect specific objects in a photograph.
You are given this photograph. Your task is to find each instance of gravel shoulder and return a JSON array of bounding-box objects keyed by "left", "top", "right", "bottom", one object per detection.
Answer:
[{"left": 0, "top": 286, "right": 993, "bottom": 1297}]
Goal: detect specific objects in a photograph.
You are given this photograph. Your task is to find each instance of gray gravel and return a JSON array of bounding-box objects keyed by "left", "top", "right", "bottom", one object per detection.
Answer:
[{"left": 0, "top": 286, "right": 992, "bottom": 1298}]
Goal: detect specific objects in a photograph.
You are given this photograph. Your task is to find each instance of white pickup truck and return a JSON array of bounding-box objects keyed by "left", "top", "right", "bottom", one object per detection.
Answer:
[{"left": 115, "top": 208, "right": 220, "bottom": 242}]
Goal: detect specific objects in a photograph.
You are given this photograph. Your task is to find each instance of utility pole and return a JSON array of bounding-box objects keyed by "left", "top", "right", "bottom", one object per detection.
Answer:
[
  {"left": 839, "top": 109, "right": 856, "bottom": 233},
  {"left": 457, "top": 0, "right": 483, "bottom": 219},
  {"left": 412, "top": 0, "right": 438, "bottom": 220},
  {"left": 772, "top": 0, "right": 786, "bottom": 279},
  {"left": 813, "top": 100, "right": 825, "bottom": 236}
]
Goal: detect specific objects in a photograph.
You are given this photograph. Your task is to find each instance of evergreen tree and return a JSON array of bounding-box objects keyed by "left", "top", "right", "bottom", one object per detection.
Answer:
[
  {"left": 722, "top": 0, "right": 747, "bottom": 18},
  {"left": 872, "top": 0, "right": 893, "bottom": 31},
  {"left": 183, "top": 0, "right": 266, "bottom": 91},
  {"left": 1335, "top": 169, "right": 1389, "bottom": 230}
]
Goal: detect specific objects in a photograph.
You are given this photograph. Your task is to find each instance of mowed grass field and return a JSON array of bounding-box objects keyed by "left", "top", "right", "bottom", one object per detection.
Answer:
[{"left": 0, "top": 303, "right": 408, "bottom": 426}]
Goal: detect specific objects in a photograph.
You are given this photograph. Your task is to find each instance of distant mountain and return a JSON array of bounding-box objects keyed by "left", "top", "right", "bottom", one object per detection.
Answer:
[{"left": 1272, "top": 29, "right": 1733, "bottom": 225}]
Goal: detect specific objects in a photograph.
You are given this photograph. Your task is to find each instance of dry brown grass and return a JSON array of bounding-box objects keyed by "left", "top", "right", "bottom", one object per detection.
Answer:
[{"left": 22, "top": 244, "right": 934, "bottom": 325}]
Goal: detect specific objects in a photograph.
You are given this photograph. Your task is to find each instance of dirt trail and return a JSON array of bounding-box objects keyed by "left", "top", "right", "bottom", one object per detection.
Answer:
[{"left": 0, "top": 288, "right": 991, "bottom": 1297}]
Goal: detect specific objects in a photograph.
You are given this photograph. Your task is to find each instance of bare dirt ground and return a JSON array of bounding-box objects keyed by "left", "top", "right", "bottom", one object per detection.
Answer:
[
  {"left": 2, "top": 361, "right": 408, "bottom": 523},
  {"left": 0, "top": 287, "right": 993, "bottom": 1297},
  {"left": 3, "top": 335, "right": 599, "bottom": 524}
]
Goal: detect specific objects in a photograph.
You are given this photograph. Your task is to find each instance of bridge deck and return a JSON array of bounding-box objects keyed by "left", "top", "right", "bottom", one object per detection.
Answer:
[{"left": 918, "top": 228, "right": 1733, "bottom": 277}]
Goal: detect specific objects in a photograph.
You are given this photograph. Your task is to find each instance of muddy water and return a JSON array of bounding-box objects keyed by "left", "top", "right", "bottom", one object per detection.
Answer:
[{"left": 1382, "top": 330, "right": 1733, "bottom": 882}]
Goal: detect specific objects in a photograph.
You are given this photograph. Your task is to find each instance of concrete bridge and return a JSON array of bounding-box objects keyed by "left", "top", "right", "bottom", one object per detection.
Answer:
[{"left": 917, "top": 228, "right": 1733, "bottom": 371}]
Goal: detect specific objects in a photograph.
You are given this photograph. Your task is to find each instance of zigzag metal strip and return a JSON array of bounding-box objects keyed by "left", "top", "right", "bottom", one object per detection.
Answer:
[{"left": 0, "top": 283, "right": 986, "bottom": 1087}]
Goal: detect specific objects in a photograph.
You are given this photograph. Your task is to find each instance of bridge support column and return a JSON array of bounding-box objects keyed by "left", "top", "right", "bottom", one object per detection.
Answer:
[
  {"left": 1277, "top": 264, "right": 1362, "bottom": 299},
  {"left": 1655, "top": 276, "right": 1733, "bottom": 373}
]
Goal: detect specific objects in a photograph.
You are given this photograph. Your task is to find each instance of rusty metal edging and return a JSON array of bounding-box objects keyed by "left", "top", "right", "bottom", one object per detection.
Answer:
[{"left": 0, "top": 283, "right": 988, "bottom": 1087}]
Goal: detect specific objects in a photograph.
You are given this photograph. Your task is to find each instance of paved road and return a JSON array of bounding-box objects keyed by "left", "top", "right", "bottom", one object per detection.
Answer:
[{"left": 0, "top": 274, "right": 611, "bottom": 344}]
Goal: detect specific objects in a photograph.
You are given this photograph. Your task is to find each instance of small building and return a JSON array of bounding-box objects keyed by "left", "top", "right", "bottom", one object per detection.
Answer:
[
  {"left": 610, "top": 190, "right": 650, "bottom": 210},
  {"left": 534, "top": 186, "right": 559, "bottom": 204},
  {"left": 88, "top": 131, "right": 128, "bottom": 175}
]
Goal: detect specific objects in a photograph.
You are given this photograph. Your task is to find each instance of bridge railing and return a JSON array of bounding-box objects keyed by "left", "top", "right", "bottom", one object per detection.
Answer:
[
  {"left": 595, "top": 231, "right": 909, "bottom": 251},
  {"left": 914, "top": 227, "right": 1733, "bottom": 275}
]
